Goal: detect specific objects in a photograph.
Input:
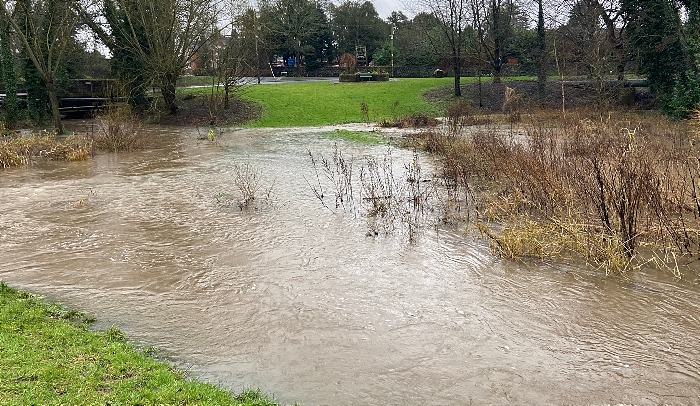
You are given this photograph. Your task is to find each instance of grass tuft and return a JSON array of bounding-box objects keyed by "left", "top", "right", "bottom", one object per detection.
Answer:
[{"left": 0, "top": 132, "right": 92, "bottom": 169}]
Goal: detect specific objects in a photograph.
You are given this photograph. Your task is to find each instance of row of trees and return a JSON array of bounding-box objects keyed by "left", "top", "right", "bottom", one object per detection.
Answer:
[
  {"left": 1, "top": 0, "right": 700, "bottom": 132},
  {"left": 421, "top": 0, "right": 700, "bottom": 116}
]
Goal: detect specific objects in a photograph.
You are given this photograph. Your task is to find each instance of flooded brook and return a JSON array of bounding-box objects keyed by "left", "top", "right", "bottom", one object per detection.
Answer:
[{"left": 1, "top": 126, "right": 700, "bottom": 405}]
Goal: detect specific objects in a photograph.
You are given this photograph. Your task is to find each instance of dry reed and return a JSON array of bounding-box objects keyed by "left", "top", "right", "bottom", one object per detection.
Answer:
[
  {"left": 0, "top": 132, "right": 92, "bottom": 169},
  {"left": 418, "top": 103, "right": 700, "bottom": 276}
]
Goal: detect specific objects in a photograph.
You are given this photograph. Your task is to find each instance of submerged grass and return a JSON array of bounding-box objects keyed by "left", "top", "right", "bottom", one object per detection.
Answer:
[
  {"left": 0, "top": 106, "right": 147, "bottom": 170},
  {"left": 0, "top": 282, "right": 283, "bottom": 406},
  {"left": 323, "top": 129, "right": 388, "bottom": 145}
]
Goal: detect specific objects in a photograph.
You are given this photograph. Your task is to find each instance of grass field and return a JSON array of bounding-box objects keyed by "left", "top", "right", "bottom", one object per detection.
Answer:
[
  {"left": 240, "top": 78, "right": 456, "bottom": 127},
  {"left": 182, "top": 77, "right": 465, "bottom": 127},
  {"left": 0, "top": 283, "right": 281, "bottom": 406},
  {"left": 178, "top": 76, "right": 549, "bottom": 128}
]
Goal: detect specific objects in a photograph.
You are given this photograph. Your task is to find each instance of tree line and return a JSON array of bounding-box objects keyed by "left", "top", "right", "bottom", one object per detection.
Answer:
[{"left": 1, "top": 0, "right": 700, "bottom": 132}]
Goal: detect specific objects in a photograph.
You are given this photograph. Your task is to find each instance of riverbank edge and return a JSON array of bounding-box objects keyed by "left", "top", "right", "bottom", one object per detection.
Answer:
[{"left": 0, "top": 282, "right": 283, "bottom": 406}]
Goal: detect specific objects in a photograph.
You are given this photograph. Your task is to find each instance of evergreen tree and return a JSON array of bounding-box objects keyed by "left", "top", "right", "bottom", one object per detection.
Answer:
[
  {"left": 260, "top": 0, "right": 332, "bottom": 69},
  {"left": 667, "top": 0, "right": 700, "bottom": 117},
  {"left": 622, "top": 0, "right": 686, "bottom": 112},
  {"left": 0, "top": 19, "right": 19, "bottom": 126},
  {"left": 536, "top": 0, "right": 546, "bottom": 103},
  {"left": 103, "top": 0, "right": 149, "bottom": 109}
]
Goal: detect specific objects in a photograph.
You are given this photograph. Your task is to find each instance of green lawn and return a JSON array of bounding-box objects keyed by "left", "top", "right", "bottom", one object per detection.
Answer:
[
  {"left": 0, "top": 282, "right": 282, "bottom": 406},
  {"left": 181, "top": 77, "right": 465, "bottom": 127},
  {"left": 240, "top": 78, "right": 454, "bottom": 127}
]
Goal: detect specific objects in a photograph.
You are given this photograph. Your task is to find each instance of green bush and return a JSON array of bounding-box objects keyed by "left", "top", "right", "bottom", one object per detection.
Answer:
[
  {"left": 339, "top": 72, "right": 389, "bottom": 82},
  {"left": 371, "top": 71, "right": 390, "bottom": 81},
  {"left": 664, "top": 69, "right": 700, "bottom": 118},
  {"left": 339, "top": 72, "right": 359, "bottom": 82}
]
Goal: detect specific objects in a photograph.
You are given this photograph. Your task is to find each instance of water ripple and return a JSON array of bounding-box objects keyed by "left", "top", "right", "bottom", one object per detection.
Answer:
[{"left": 1, "top": 127, "right": 699, "bottom": 405}]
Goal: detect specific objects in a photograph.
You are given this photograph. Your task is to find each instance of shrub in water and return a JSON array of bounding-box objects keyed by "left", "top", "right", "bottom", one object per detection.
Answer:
[{"left": 92, "top": 105, "right": 143, "bottom": 152}]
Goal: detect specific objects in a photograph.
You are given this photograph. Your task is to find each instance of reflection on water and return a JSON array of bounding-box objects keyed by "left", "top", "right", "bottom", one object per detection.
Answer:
[{"left": 1, "top": 125, "right": 699, "bottom": 405}]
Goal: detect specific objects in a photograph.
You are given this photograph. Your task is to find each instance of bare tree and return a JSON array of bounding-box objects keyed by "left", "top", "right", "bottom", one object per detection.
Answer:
[
  {"left": 591, "top": 0, "right": 626, "bottom": 80},
  {"left": 471, "top": 0, "right": 518, "bottom": 83},
  {"left": 213, "top": 31, "right": 245, "bottom": 111},
  {"left": 81, "top": 0, "right": 227, "bottom": 115},
  {"left": 419, "top": 0, "right": 471, "bottom": 96},
  {"left": 0, "top": 0, "right": 90, "bottom": 132},
  {"left": 556, "top": 0, "right": 626, "bottom": 79}
]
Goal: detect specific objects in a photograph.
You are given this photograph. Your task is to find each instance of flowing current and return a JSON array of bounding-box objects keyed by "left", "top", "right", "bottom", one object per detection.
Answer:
[{"left": 1, "top": 125, "right": 699, "bottom": 405}]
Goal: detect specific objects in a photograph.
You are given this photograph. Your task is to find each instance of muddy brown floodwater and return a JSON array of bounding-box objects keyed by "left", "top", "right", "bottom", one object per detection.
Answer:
[{"left": 2, "top": 125, "right": 700, "bottom": 405}]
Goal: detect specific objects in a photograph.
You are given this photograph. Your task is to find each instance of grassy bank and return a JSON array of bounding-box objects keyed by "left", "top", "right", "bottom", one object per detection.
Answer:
[
  {"left": 183, "top": 77, "right": 457, "bottom": 127},
  {"left": 0, "top": 282, "right": 281, "bottom": 405}
]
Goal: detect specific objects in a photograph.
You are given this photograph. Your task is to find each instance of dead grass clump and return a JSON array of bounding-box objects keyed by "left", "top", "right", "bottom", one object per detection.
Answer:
[
  {"left": 380, "top": 112, "right": 439, "bottom": 129},
  {"left": 476, "top": 217, "right": 581, "bottom": 261},
  {"left": 0, "top": 133, "right": 92, "bottom": 169},
  {"left": 477, "top": 213, "right": 641, "bottom": 275},
  {"left": 0, "top": 144, "right": 26, "bottom": 168},
  {"left": 64, "top": 133, "right": 94, "bottom": 161}
]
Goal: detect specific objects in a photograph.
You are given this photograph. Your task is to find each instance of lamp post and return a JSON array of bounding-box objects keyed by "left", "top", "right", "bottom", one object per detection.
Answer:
[
  {"left": 254, "top": 11, "right": 261, "bottom": 84},
  {"left": 390, "top": 25, "right": 395, "bottom": 77}
]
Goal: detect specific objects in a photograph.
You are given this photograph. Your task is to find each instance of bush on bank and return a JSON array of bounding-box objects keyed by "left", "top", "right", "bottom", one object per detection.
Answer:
[{"left": 338, "top": 71, "right": 390, "bottom": 82}]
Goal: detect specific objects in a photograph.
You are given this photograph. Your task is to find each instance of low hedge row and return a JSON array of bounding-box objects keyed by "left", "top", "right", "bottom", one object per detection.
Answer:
[{"left": 339, "top": 72, "right": 390, "bottom": 82}]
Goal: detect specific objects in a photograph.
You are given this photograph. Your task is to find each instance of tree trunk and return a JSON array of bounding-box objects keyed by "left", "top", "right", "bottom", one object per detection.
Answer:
[
  {"left": 45, "top": 78, "right": 63, "bottom": 133},
  {"left": 477, "top": 65, "right": 483, "bottom": 108},
  {"left": 492, "top": 59, "right": 502, "bottom": 83},
  {"left": 536, "top": 0, "right": 547, "bottom": 104},
  {"left": 614, "top": 43, "right": 626, "bottom": 81},
  {"left": 161, "top": 72, "right": 179, "bottom": 115},
  {"left": 493, "top": 29, "right": 503, "bottom": 83},
  {"left": 453, "top": 55, "right": 462, "bottom": 97},
  {"left": 491, "top": 0, "right": 502, "bottom": 84},
  {"left": 224, "top": 84, "right": 230, "bottom": 110}
]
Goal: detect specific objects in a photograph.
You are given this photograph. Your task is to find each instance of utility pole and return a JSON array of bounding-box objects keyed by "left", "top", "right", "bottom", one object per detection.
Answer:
[
  {"left": 390, "top": 25, "right": 395, "bottom": 77},
  {"left": 254, "top": 11, "right": 261, "bottom": 84}
]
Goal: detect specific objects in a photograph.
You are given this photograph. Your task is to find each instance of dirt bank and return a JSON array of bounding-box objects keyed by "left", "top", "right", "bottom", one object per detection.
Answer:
[{"left": 424, "top": 79, "right": 657, "bottom": 112}]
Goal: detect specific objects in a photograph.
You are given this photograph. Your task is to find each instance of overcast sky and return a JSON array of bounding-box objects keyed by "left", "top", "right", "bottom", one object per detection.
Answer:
[
  {"left": 370, "top": 1, "right": 567, "bottom": 27},
  {"left": 372, "top": 0, "right": 409, "bottom": 19}
]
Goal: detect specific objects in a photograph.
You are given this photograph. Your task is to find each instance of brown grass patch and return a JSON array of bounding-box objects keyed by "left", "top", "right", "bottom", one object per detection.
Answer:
[
  {"left": 0, "top": 132, "right": 93, "bottom": 169},
  {"left": 418, "top": 107, "right": 699, "bottom": 275}
]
